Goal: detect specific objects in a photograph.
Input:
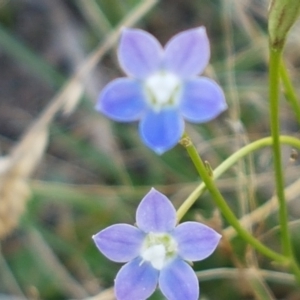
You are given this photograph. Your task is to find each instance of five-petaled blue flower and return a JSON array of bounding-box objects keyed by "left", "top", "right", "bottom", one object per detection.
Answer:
[
  {"left": 93, "top": 188, "right": 221, "bottom": 300},
  {"left": 96, "top": 27, "right": 227, "bottom": 154}
]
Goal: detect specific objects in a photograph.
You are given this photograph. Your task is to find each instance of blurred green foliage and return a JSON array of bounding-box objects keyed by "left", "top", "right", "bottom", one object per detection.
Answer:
[{"left": 0, "top": 0, "right": 300, "bottom": 299}]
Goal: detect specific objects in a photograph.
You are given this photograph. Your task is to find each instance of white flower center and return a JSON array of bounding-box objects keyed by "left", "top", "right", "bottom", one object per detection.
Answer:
[
  {"left": 141, "top": 244, "right": 166, "bottom": 270},
  {"left": 140, "top": 232, "right": 178, "bottom": 270},
  {"left": 144, "top": 72, "right": 182, "bottom": 112}
]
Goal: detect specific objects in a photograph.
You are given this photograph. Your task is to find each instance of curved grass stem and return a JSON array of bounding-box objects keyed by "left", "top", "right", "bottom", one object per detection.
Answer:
[
  {"left": 280, "top": 61, "right": 300, "bottom": 125},
  {"left": 177, "top": 135, "right": 300, "bottom": 222},
  {"left": 179, "top": 133, "right": 287, "bottom": 264}
]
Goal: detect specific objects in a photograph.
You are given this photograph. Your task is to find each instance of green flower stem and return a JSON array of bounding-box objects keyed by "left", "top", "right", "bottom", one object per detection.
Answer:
[
  {"left": 179, "top": 134, "right": 288, "bottom": 264},
  {"left": 280, "top": 61, "right": 300, "bottom": 124},
  {"left": 269, "top": 47, "right": 292, "bottom": 257},
  {"left": 177, "top": 135, "right": 300, "bottom": 222}
]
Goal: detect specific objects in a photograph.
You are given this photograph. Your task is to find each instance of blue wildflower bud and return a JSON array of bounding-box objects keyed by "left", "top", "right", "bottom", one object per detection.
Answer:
[{"left": 269, "top": 0, "right": 300, "bottom": 50}]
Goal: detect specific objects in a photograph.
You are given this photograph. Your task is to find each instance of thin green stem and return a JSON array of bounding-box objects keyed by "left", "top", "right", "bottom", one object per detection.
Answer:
[
  {"left": 280, "top": 61, "right": 300, "bottom": 124},
  {"left": 179, "top": 134, "right": 287, "bottom": 264},
  {"left": 177, "top": 135, "right": 300, "bottom": 222},
  {"left": 269, "top": 48, "right": 292, "bottom": 257}
]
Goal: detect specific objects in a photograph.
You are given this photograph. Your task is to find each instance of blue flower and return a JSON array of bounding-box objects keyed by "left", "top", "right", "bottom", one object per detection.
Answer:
[
  {"left": 96, "top": 27, "right": 227, "bottom": 154},
  {"left": 93, "top": 188, "right": 221, "bottom": 300}
]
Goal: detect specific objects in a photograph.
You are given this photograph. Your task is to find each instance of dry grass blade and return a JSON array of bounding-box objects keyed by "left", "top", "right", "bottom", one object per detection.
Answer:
[
  {"left": 0, "top": 128, "right": 47, "bottom": 238},
  {"left": 27, "top": 228, "right": 89, "bottom": 298},
  {"left": 81, "top": 288, "right": 114, "bottom": 300},
  {"left": 246, "top": 268, "right": 276, "bottom": 300},
  {"left": 196, "top": 267, "right": 295, "bottom": 285},
  {"left": 0, "top": 249, "right": 26, "bottom": 298},
  {"left": 0, "top": 0, "right": 159, "bottom": 239},
  {"left": 224, "top": 176, "right": 300, "bottom": 240}
]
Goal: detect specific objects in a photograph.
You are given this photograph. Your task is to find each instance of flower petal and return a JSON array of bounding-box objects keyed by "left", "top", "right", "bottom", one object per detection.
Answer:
[
  {"left": 96, "top": 78, "right": 146, "bottom": 122},
  {"left": 173, "top": 222, "right": 221, "bottom": 261},
  {"left": 139, "top": 109, "right": 184, "bottom": 154},
  {"left": 118, "top": 28, "right": 163, "bottom": 78},
  {"left": 92, "top": 224, "right": 145, "bottom": 262},
  {"left": 159, "top": 259, "right": 199, "bottom": 300},
  {"left": 136, "top": 188, "right": 177, "bottom": 233},
  {"left": 164, "top": 27, "right": 210, "bottom": 78},
  {"left": 115, "top": 257, "right": 159, "bottom": 300},
  {"left": 180, "top": 77, "right": 227, "bottom": 123}
]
